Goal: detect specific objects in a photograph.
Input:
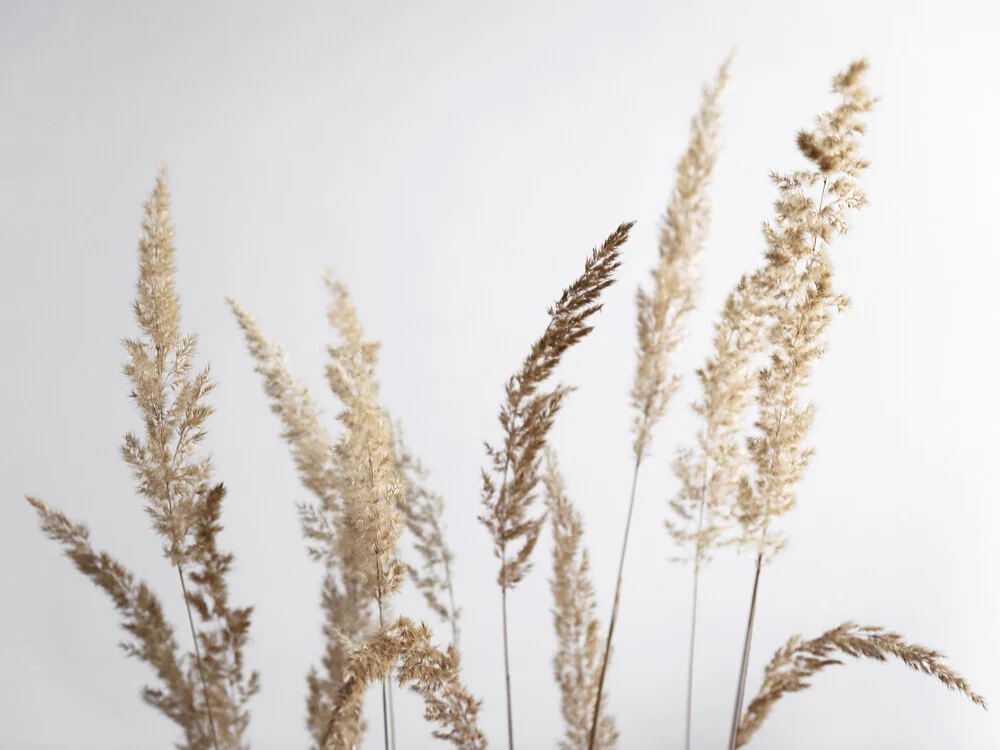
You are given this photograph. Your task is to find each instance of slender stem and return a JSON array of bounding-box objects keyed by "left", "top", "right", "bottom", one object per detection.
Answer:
[
  {"left": 588, "top": 456, "right": 642, "bottom": 750},
  {"left": 727, "top": 552, "right": 763, "bottom": 750},
  {"left": 177, "top": 564, "right": 220, "bottom": 750},
  {"left": 501, "top": 578, "right": 514, "bottom": 750},
  {"left": 443, "top": 554, "right": 460, "bottom": 649},
  {"left": 388, "top": 658, "right": 397, "bottom": 750},
  {"left": 684, "top": 561, "right": 701, "bottom": 750},
  {"left": 376, "top": 560, "right": 390, "bottom": 750},
  {"left": 493, "top": 450, "right": 515, "bottom": 750},
  {"left": 684, "top": 474, "right": 709, "bottom": 750}
]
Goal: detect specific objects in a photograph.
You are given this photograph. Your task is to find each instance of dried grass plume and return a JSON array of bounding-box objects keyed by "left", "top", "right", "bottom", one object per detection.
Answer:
[
  {"left": 736, "top": 622, "right": 987, "bottom": 747},
  {"left": 320, "top": 618, "right": 487, "bottom": 750},
  {"left": 543, "top": 450, "right": 617, "bottom": 750}
]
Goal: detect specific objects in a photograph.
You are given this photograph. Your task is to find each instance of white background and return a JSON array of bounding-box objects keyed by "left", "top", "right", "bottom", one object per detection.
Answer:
[{"left": 2, "top": 1, "right": 998, "bottom": 748}]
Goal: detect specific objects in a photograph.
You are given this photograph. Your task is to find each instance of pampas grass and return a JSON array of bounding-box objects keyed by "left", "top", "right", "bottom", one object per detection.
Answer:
[{"left": 20, "top": 58, "right": 989, "bottom": 750}]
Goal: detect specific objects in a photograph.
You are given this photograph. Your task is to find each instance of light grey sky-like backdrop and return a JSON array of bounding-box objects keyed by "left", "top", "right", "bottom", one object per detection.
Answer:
[{"left": 2, "top": 1, "right": 998, "bottom": 749}]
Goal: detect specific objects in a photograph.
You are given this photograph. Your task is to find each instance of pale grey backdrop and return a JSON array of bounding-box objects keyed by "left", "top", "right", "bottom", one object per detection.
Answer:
[{"left": 2, "top": 1, "right": 998, "bottom": 748}]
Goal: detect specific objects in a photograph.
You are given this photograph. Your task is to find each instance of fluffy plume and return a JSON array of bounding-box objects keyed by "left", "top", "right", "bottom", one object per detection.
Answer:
[
  {"left": 727, "top": 61, "right": 877, "bottom": 750},
  {"left": 395, "top": 425, "right": 461, "bottom": 647},
  {"left": 233, "top": 280, "right": 457, "bottom": 742},
  {"left": 668, "top": 274, "right": 768, "bottom": 567},
  {"left": 182, "top": 483, "right": 260, "bottom": 746},
  {"left": 320, "top": 618, "right": 487, "bottom": 750},
  {"left": 26, "top": 497, "right": 205, "bottom": 746},
  {"left": 322, "top": 271, "right": 406, "bottom": 750},
  {"left": 632, "top": 56, "right": 731, "bottom": 461},
  {"left": 734, "top": 59, "right": 875, "bottom": 558},
  {"left": 543, "top": 450, "right": 617, "bottom": 750},
  {"left": 228, "top": 298, "right": 341, "bottom": 517},
  {"left": 480, "top": 221, "right": 632, "bottom": 750},
  {"left": 121, "top": 168, "right": 215, "bottom": 566},
  {"left": 323, "top": 271, "right": 405, "bottom": 603},
  {"left": 231, "top": 283, "right": 396, "bottom": 743},
  {"left": 479, "top": 221, "right": 634, "bottom": 590},
  {"left": 28, "top": 169, "right": 257, "bottom": 750},
  {"left": 736, "top": 622, "right": 987, "bottom": 747},
  {"left": 305, "top": 572, "right": 373, "bottom": 744},
  {"left": 228, "top": 295, "right": 377, "bottom": 744}
]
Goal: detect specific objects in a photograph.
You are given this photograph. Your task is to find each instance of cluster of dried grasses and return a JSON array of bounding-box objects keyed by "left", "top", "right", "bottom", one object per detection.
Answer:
[{"left": 24, "top": 57, "right": 988, "bottom": 750}]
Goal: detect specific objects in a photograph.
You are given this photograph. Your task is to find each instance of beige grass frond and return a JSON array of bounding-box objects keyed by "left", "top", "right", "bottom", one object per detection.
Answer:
[
  {"left": 632, "top": 56, "right": 731, "bottom": 461},
  {"left": 228, "top": 296, "right": 372, "bottom": 744},
  {"left": 121, "top": 167, "right": 215, "bottom": 566},
  {"left": 667, "top": 272, "right": 769, "bottom": 567},
  {"left": 306, "top": 572, "right": 374, "bottom": 746},
  {"left": 25, "top": 496, "right": 207, "bottom": 745},
  {"left": 479, "top": 221, "right": 634, "bottom": 590},
  {"left": 734, "top": 59, "right": 875, "bottom": 559},
  {"left": 543, "top": 450, "right": 617, "bottom": 750},
  {"left": 227, "top": 298, "right": 341, "bottom": 519},
  {"left": 320, "top": 618, "right": 487, "bottom": 750},
  {"left": 323, "top": 270, "right": 405, "bottom": 602},
  {"left": 183, "top": 483, "right": 261, "bottom": 746},
  {"left": 395, "top": 425, "right": 461, "bottom": 647},
  {"left": 736, "top": 621, "right": 987, "bottom": 747}
]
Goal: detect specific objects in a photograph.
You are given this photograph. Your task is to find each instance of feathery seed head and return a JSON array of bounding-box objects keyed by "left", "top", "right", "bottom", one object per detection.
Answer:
[
  {"left": 480, "top": 222, "right": 633, "bottom": 590},
  {"left": 733, "top": 60, "right": 875, "bottom": 559},
  {"left": 632, "top": 57, "right": 731, "bottom": 461},
  {"left": 320, "top": 618, "right": 486, "bottom": 750},
  {"left": 543, "top": 451, "right": 618, "bottom": 750},
  {"left": 736, "top": 621, "right": 986, "bottom": 747}
]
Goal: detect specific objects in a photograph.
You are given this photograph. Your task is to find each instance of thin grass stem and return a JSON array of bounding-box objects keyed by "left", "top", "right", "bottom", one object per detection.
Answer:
[{"left": 588, "top": 456, "right": 642, "bottom": 750}]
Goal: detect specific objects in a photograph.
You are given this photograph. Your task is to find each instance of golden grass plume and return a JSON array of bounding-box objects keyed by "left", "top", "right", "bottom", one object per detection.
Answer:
[
  {"left": 736, "top": 622, "right": 987, "bottom": 747},
  {"left": 319, "top": 617, "right": 487, "bottom": 750},
  {"left": 543, "top": 450, "right": 617, "bottom": 750},
  {"left": 632, "top": 55, "right": 731, "bottom": 461}
]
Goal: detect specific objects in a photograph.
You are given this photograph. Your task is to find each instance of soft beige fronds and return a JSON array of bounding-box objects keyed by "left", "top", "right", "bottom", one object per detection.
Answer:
[
  {"left": 228, "top": 295, "right": 372, "bottom": 745},
  {"left": 736, "top": 621, "right": 987, "bottom": 747},
  {"left": 121, "top": 167, "right": 214, "bottom": 565},
  {"left": 543, "top": 451, "right": 617, "bottom": 750},
  {"left": 667, "top": 272, "right": 769, "bottom": 568},
  {"left": 306, "top": 573, "right": 373, "bottom": 746},
  {"left": 184, "top": 483, "right": 261, "bottom": 747},
  {"left": 479, "top": 221, "right": 634, "bottom": 590},
  {"left": 632, "top": 56, "right": 731, "bottom": 461},
  {"left": 320, "top": 618, "right": 487, "bottom": 750},
  {"left": 323, "top": 271, "right": 405, "bottom": 602},
  {"left": 734, "top": 59, "right": 876, "bottom": 558},
  {"left": 394, "top": 425, "right": 461, "bottom": 647},
  {"left": 26, "top": 496, "right": 208, "bottom": 748},
  {"left": 725, "top": 63, "right": 878, "bottom": 750},
  {"left": 228, "top": 298, "right": 341, "bottom": 516}
]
